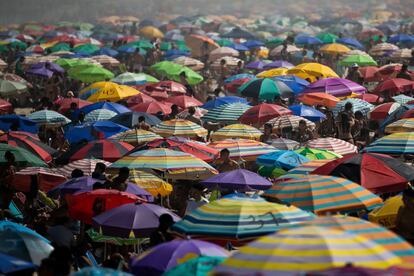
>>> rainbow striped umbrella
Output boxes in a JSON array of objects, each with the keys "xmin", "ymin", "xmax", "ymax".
[
  {"xmin": 285, "ymin": 160, "xmax": 331, "ymax": 176},
  {"xmin": 208, "ymin": 139, "xmax": 277, "ymax": 161},
  {"xmin": 264, "ymin": 174, "xmax": 383, "ymax": 215},
  {"xmin": 109, "ymin": 148, "xmax": 218, "ymax": 180},
  {"xmin": 385, "ymin": 118, "xmax": 414, "ymax": 134},
  {"xmin": 294, "ymin": 147, "xmax": 342, "ymax": 160},
  {"xmin": 171, "ymin": 193, "xmax": 315, "ymax": 242},
  {"xmin": 210, "ymin": 124, "xmax": 263, "ymax": 141},
  {"xmin": 109, "ymin": 129, "xmax": 162, "ymax": 144},
  {"xmin": 306, "ymin": 137, "xmax": 358, "ymax": 155},
  {"xmin": 213, "ymin": 226, "xmax": 401, "ymax": 275},
  {"xmin": 268, "ymin": 115, "xmax": 316, "ymax": 131},
  {"xmin": 201, "ymin": 102, "xmax": 250, "ymax": 124},
  {"xmin": 151, "ymin": 119, "xmax": 207, "ymax": 138},
  {"xmin": 364, "ymin": 132, "xmax": 414, "ymax": 154},
  {"xmin": 128, "ymin": 169, "xmax": 173, "ymax": 197}
]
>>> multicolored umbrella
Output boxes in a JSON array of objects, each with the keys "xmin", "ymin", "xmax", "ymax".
[
  {"xmin": 67, "ymin": 140, "xmax": 134, "ymax": 162},
  {"xmin": 127, "ymin": 169, "xmax": 173, "ymax": 197},
  {"xmin": 201, "ymin": 103, "xmax": 250, "ymax": 124},
  {"xmin": 268, "ymin": 115, "xmax": 316, "ymax": 131},
  {"xmin": 84, "ymin": 108, "xmax": 117, "ymax": 122},
  {"xmin": 0, "ymin": 143, "xmax": 47, "ymax": 167},
  {"xmin": 264, "ymin": 174, "xmax": 383, "ymax": 214},
  {"xmin": 130, "ymin": 239, "xmax": 228, "ymax": 276},
  {"xmin": 11, "ymin": 167, "xmax": 66, "ymax": 193},
  {"xmin": 238, "ymin": 78, "xmax": 280, "ymax": 101},
  {"xmin": 302, "ymin": 77, "xmax": 367, "ymax": 97},
  {"xmin": 369, "ymin": 195, "xmax": 402, "ymax": 229},
  {"xmin": 201, "ymin": 96, "xmax": 248, "ymax": 110},
  {"xmin": 172, "ymin": 193, "xmax": 315, "ymax": 243},
  {"xmin": 109, "ymin": 129, "xmax": 162, "ymax": 145},
  {"xmin": 28, "ymin": 110, "xmax": 71, "ymax": 125},
  {"xmin": 305, "ymin": 138, "xmax": 358, "ymax": 155},
  {"xmin": 56, "ymin": 158, "xmax": 112, "ymax": 177},
  {"xmin": 285, "ymin": 159, "xmax": 331, "ymax": 176},
  {"xmin": 332, "ymin": 98, "xmax": 374, "ymax": 116},
  {"xmin": 257, "ymin": 150, "xmax": 310, "ymax": 170},
  {"xmin": 392, "ymin": 94, "xmax": 414, "ymax": 105},
  {"xmin": 385, "ymin": 118, "xmax": 414, "ymax": 133},
  {"xmin": 201, "ymin": 169, "xmax": 272, "ymax": 191},
  {"xmin": 294, "ymin": 147, "xmax": 342, "ymax": 160},
  {"xmin": 151, "ymin": 119, "xmax": 207, "ymax": 138},
  {"xmin": 213, "ymin": 225, "xmax": 401, "ymax": 275},
  {"xmin": 368, "ymin": 102, "xmax": 401, "ymax": 120},
  {"xmin": 238, "ymin": 103, "xmax": 292, "ymax": 126},
  {"xmin": 271, "ymin": 138, "xmax": 300, "ymax": 150},
  {"xmin": 211, "ymin": 124, "xmax": 262, "ymax": 141},
  {"xmin": 364, "ymin": 132, "xmax": 414, "ymax": 154},
  {"xmin": 208, "ymin": 139, "xmax": 276, "ymax": 161},
  {"xmin": 163, "ymin": 256, "xmax": 225, "ymax": 276}
]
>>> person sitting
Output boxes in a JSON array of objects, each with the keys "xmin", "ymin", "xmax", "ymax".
[
  {"xmin": 92, "ymin": 162, "xmax": 107, "ymax": 181},
  {"xmin": 71, "ymin": 169, "xmax": 84, "ymax": 178},
  {"xmin": 166, "ymin": 105, "xmax": 179, "ymax": 120},
  {"xmin": 136, "ymin": 116, "xmax": 150, "ymax": 130},
  {"xmin": 108, "ymin": 167, "xmax": 130, "ymax": 192},
  {"xmin": 185, "ymin": 106, "xmax": 201, "ymax": 125},
  {"xmin": 260, "ymin": 123, "xmax": 278, "ymax": 144},
  {"xmin": 150, "ymin": 213, "xmax": 174, "ymax": 247},
  {"xmin": 292, "ymin": 120, "xmax": 314, "ymax": 144},
  {"xmin": 214, "ymin": 148, "xmax": 240, "ymax": 172}
]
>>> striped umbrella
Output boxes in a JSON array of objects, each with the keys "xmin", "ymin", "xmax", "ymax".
[
  {"xmin": 294, "ymin": 147, "xmax": 342, "ymax": 160},
  {"xmin": 172, "ymin": 193, "xmax": 315, "ymax": 243},
  {"xmin": 208, "ymin": 139, "xmax": 277, "ymax": 161},
  {"xmin": 112, "ymin": 72, "xmax": 159, "ymax": 85},
  {"xmin": 393, "ymin": 94, "xmax": 414, "ymax": 105},
  {"xmin": 368, "ymin": 102, "xmax": 401, "ymax": 120},
  {"xmin": 28, "ymin": 110, "xmax": 71, "ymax": 125},
  {"xmin": 237, "ymin": 78, "xmax": 281, "ymax": 101},
  {"xmin": 151, "ymin": 119, "xmax": 207, "ymax": 138},
  {"xmin": 213, "ymin": 226, "xmax": 401, "ymax": 275},
  {"xmin": 385, "ymin": 118, "xmax": 414, "ymax": 133},
  {"xmin": 364, "ymin": 132, "xmax": 414, "ymax": 154},
  {"xmin": 56, "ymin": 158, "xmax": 112, "ymax": 177},
  {"xmin": 12, "ymin": 167, "xmax": 66, "ymax": 192},
  {"xmin": 68, "ymin": 140, "xmax": 134, "ymax": 162},
  {"xmin": 332, "ymin": 99, "xmax": 374, "ymax": 116},
  {"xmin": 305, "ymin": 138, "xmax": 358, "ymax": 155},
  {"xmin": 127, "ymin": 169, "xmax": 173, "ymax": 196},
  {"xmin": 109, "ymin": 129, "xmax": 162, "ymax": 145},
  {"xmin": 109, "ymin": 148, "xmax": 218, "ymax": 180},
  {"xmin": 268, "ymin": 115, "xmax": 316, "ymax": 131},
  {"xmin": 238, "ymin": 103, "xmax": 292, "ymax": 126},
  {"xmin": 84, "ymin": 108, "xmax": 117, "ymax": 122},
  {"xmin": 201, "ymin": 103, "xmax": 250, "ymax": 124},
  {"xmin": 264, "ymin": 174, "xmax": 383, "ymax": 215},
  {"xmin": 271, "ymin": 138, "xmax": 299, "ymax": 150},
  {"xmin": 285, "ymin": 160, "xmax": 331, "ymax": 176},
  {"xmin": 211, "ymin": 124, "xmax": 262, "ymax": 141}
]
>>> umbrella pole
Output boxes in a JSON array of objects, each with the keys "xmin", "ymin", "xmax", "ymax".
[{"xmin": 104, "ymin": 242, "xmax": 107, "ymax": 261}]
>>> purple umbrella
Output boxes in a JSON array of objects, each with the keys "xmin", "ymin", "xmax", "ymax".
[
  {"xmin": 302, "ymin": 77, "xmax": 367, "ymax": 97},
  {"xmin": 129, "ymin": 239, "xmax": 229, "ymax": 276},
  {"xmin": 245, "ymin": 61, "xmax": 268, "ymax": 70},
  {"xmin": 26, "ymin": 62, "xmax": 64, "ymax": 78},
  {"xmin": 201, "ymin": 169, "xmax": 272, "ymax": 191},
  {"xmin": 92, "ymin": 202, "xmax": 180, "ymax": 238},
  {"xmin": 263, "ymin": 60, "xmax": 294, "ymax": 69}
]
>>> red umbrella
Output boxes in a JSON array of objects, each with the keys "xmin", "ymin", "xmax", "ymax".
[
  {"xmin": 368, "ymin": 102, "xmax": 401, "ymax": 120},
  {"xmin": 0, "ymin": 99, "xmax": 12, "ymax": 113},
  {"xmin": 119, "ymin": 36, "xmax": 139, "ymax": 43},
  {"xmin": 401, "ymin": 109, "xmax": 414, "ymax": 119},
  {"xmin": 56, "ymin": 98, "xmax": 92, "ymax": 113},
  {"xmin": 50, "ymin": 34, "xmax": 80, "ymax": 45},
  {"xmin": 68, "ymin": 140, "xmax": 134, "ymax": 162},
  {"xmin": 356, "ymin": 93, "xmax": 383, "ymax": 104},
  {"xmin": 239, "ymin": 103, "xmax": 292, "ymax": 126},
  {"xmin": 359, "ymin": 66, "xmax": 379, "ymax": 82},
  {"xmin": 149, "ymin": 81, "xmax": 187, "ymax": 95},
  {"xmin": 224, "ymin": 78, "xmax": 251, "ymax": 94},
  {"xmin": 164, "ymin": 95, "xmax": 203, "ymax": 109},
  {"xmin": 11, "ymin": 167, "xmax": 66, "ymax": 192},
  {"xmin": 312, "ymin": 153, "xmax": 413, "ymax": 194},
  {"xmin": 374, "ymin": 64, "xmax": 410, "ymax": 81},
  {"xmin": 67, "ymin": 189, "xmax": 143, "ymax": 224},
  {"xmin": 125, "ymin": 93, "xmax": 155, "ymax": 107},
  {"xmin": 373, "ymin": 78, "xmax": 414, "ymax": 95},
  {"xmin": 131, "ymin": 101, "xmax": 172, "ymax": 115},
  {"xmin": 147, "ymin": 138, "xmax": 219, "ymax": 162}
]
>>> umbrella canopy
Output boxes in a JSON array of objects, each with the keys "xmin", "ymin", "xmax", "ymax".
[
  {"xmin": 273, "ymin": 75, "xmax": 309, "ymax": 94},
  {"xmin": 65, "ymin": 121, "xmax": 130, "ymax": 144},
  {"xmin": 339, "ymin": 54, "xmax": 378, "ymax": 66},
  {"xmin": 87, "ymin": 84, "xmax": 141, "ymax": 103},
  {"xmin": 320, "ymin": 43, "xmax": 351, "ymax": 54},
  {"xmin": 68, "ymin": 65, "xmax": 114, "ymax": 83},
  {"xmin": 172, "ymin": 193, "xmax": 315, "ymax": 243},
  {"xmin": 201, "ymin": 103, "xmax": 250, "ymax": 124},
  {"xmin": 110, "ymin": 112, "xmax": 161, "ymax": 128},
  {"xmin": 337, "ymin": 37, "xmax": 364, "ymax": 49},
  {"xmin": 151, "ymin": 119, "xmax": 207, "ymax": 138},
  {"xmin": 112, "ymin": 72, "xmax": 159, "ymax": 85},
  {"xmin": 131, "ymin": 101, "xmax": 172, "ymax": 115},
  {"xmin": 392, "ymin": 94, "xmax": 414, "ymax": 105},
  {"xmin": 373, "ymin": 78, "xmax": 414, "ymax": 96},
  {"xmin": 257, "ymin": 150, "xmax": 310, "ymax": 170},
  {"xmin": 130, "ymin": 239, "xmax": 228, "ymax": 276},
  {"xmin": 163, "ymin": 256, "xmax": 225, "ymax": 276},
  {"xmin": 172, "ymin": 56, "xmax": 204, "ymax": 71},
  {"xmin": 127, "ymin": 169, "xmax": 173, "ymax": 197},
  {"xmin": 222, "ymin": 27, "xmax": 256, "ymax": 40},
  {"xmin": 201, "ymin": 169, "xmax": 272, "ymax": 191},
  {"xmin": 0, "ymin": 143, "xmax": 47, "ymax": 167},
  {"xmin": 213, "ymin": 226, "xmax": 401, "ymax": 275},
  {"xmin": 302, "ymin": 77, "xmax": 367, "ymax": 97},
  {"xmin": 245, "ymin": 61, "xmax": 268, "ymax": 70},
  {"xmin": 67, "ymin": 140, "xmax": 134, "ymax": 162},
  {"xmin": 76, "ymin": 101, "xmax": 130, "ymax": 116},
  {"xmin": 271, "ymin": 138, "xmax": 300, "ymax": 150},
  {"xmin": 288, "ymin": 104, "xmax": 326, "ymax": 122},
  {"xmin": 263, "ymin": 60, "xmax": 294, "ymax": 69},
  {"xmin": 150, "ymin": 61, "xmax": 203, "ymax": 85},
  {"xmin": 0, "ymin": 220, "xmax": 53, "ymax": 266},
  {"xmin": 211, "ymin": 124, "xmax": 262, "ymax": 141},
  {"xmin": 0, "ymin": 79, "xmax": 27, "ymax": 96},
  {"xmin": 71, "ymin": 267, "xmax": 132, "ymax": 276},
  {"xmin": 84, "ymin": 108, "xmax": 117, "ymax": 122},
  {"xmin": 56, "ymin": 158, "xmax": 112, "ymax": 177},
  {"xmin": 238, "ymin": 78, "xmax": 280, "ymax": 101},
  {"xmin": 56, "ymin": 98, "xmax": 92, "ymax": 113},
  {"xmin": 239, "ymin": 103, "xmax": 292, "ymax": 126},
  {"xmin": 364, "ymin": 132, "xmax": 414, "ymax": 155},
  {"xmin": 368, "ymin": 102, "xmax": 401, "ymax": 120},
  {"xmin": 332, "ymin": 99, "xmax": 374, "ymax": 116},
  {"xmin": 369, "ymin": 195, "xmax": 402, "ymax": 229},
  {"xmin": 109, "ymin": 129, "xmax": 162, "ymax": 145},
  {"xmin": 264, "ymin": 174, "xmax": 383, "ymax": 214},
  {"xmin": 208, "ymin": 139, "xmax": 276, "ymax": 161},
  {"xmin": 201, "ymin": 96, "xmax": 248, "ymax": 110},
  {"xmin": 256, "ymin": 68, "xmax": 288, "ymax": 78},
  {"xmin": 305, "ymin": 138, "xmax": 358, "ymax": 155},
  {"xmin": 125, "ymin": 92, "xmax": 155, "ymax": 107},
  {"xmin": 0, "ymin": 253, "xmax": 36, "ymax": 275},
  {"xmin": 164, "ymin": 95, "xmax": 203, "ymax": 109},
  {"xmin": 312, "ymin": 153, "xmax": 413, "ymax": 194},
  {"xmin": 294, "ymin": 147, "xmax": 342, "ymax": 160},
  {"xmin": 28, "ymin": 110, "xmax": 71, "ymax": 125},
  {"xmin": 11, "ymin": 167, "xmax": 66, "ymax": 192},
  {"xmin": 298, "ymin": 92, "xmax": 339, "ymax": 108},
  {"xmin": 385, "ymin": 118, "xmax": 414, "ymax": 133},
  {"xmin": 209, "ymin": 47, "xmax": 239, "ymax": 61},
  {"xmin": 268, "ymin": 115, "xmax": 316, "ymax": 131},
  {"xmin": 92, "ymin": 202, "xmax": 179, "ymax": 238},
  {"xmin": 285, "ymin": 160, "xmax": 331, "ymax": 176},
  {"xmin": 287, "ymin": 63, "xmax": 339, "ymax": 80},
  {"xmin": 185, "ymin": 34, "xmax": 219, "ymax": 57}
]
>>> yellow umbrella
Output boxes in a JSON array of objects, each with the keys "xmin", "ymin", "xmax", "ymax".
[
  {"xmin": 287, "ymin": 63, "xmax": 339, "ymax": 80},
  {"xmin": 369, "ymin": 195, "xmax": 403, "ymax": 229},
  {"xmin": 385, "ymin": 118, "xmax": 414, "ymax": 134},
  {"xmin": 79, "ymin": 81, "xmax": 117, "ymax": 96},
  {"xmin": 139, "ymin": 26, "xmax": 164, "ymax": 39},
  {"xmin": 211, "ymin": 124, "xmax": 263, "ymax": 141},
  {"xmin": 86, "ymin": 83, "xmax": 141, "ymax": 102},
  {"xmin": 256, "ymin": 68, "xmax": 288, "ymax": 78},
  {"xmin": 128, "ymin": 169, "xmax": 173, "ymax": 197},
  {"xmin": 320, "ymin": 43, "xmax": 351, "ymax": 54}
]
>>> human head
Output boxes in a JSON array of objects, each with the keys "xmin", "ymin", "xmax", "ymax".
[
  {"xmin": 118, "ymin": 167, "xmax": 130, "ymax": 182},
  {"xmin": 188, "ymin": 106, "xmax": 196, "ymax": 115},
  {"xmin": 351, "ymin": 63, "xmax": 359, "ymax": 70},
  {"xmin": 67, "ymin": 91, "xmax": 74, "ymax": 98},
  {"xmin": 4, "ymin": 151, "xmax": 15, "ymax": 164},
  {"xmin": 345, "ymin": 102, "xmax": 353, "ymax": 111},
  {"xmin": 71, "ymin": 169, "xmax": 84, "ymax": 178},
  {"xmin": 402, "ymin": 187, "xmax": 414, "ymax": 207},
  {"xmin": 171, "ymin": 104, "xmax": 179, "ymax": 115},
  {"xmin": 220, "ymin": 148, "xmax": 231, "ymax": 160},
  {"xmin": 401, "ymin": 64, "xmax": 408, "ymax": 72},
  {"xmin": 158, "ymin": 213, "xmax": 174, "ymax": 230},
  {"xmin": 298, "ymin": 119, "xmax": 307, "ymax": 131},
  {"xmin": 220, "ymin": 59, "xmax": 226, "ymax": 66},
  {"xmin": 355, "ymin": 111, "xmax": 364, "ymax": 120},
  {"xmin": 264, "ymin": 123, "xmax": 273, "ymax": 134},
  {"xmin": 94, "ymin": 162, "xmax": 107, "ymax": 174},
  {"xmin": 138, "ymin": 116, "xmax": 146, "ymax": 123},
  {"xmin": 179, "ymin": 72, "xmax": 187, "ymax": 83}
]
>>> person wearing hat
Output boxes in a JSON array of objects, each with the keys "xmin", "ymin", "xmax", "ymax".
[{"xmin": 345, "ymin": 63, "xmax": 363, "ymax": 84}]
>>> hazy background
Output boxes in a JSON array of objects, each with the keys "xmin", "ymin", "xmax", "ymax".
[{"xmin": 0, "ymin": 0, "xmax": 410, "ymax": 24}]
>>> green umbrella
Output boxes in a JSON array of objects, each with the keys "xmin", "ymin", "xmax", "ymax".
[
  {"xmin": 55, "ymin": 58, "xmax": 90, "ymax": 70},
  {"xmin": 258, "ymin": 166, "xmax": 287, "ymax": 178},
  {"xmin": 0, "ymin": 79, "xmax": 27, "ymax": 96},
  {"xmin": 86, "ymin": 229, "xmax": 139, "ymax": 246},
  {"xmin": 160, "ymin": 42, "xmax": 172, "ymax": 51},
  {"xmin": 151, "ymin": 61, "xmax": 203, "ymax": 85},
  {"xmin": 0, "ymin": 44, "xmax": 8, "ymax": 53},
  {"xmin": 176, "ymin": 40, "xmax": 190, "ymax": 52},
  {"xmin": 265, "ymin": 37, "xmax": 285, "ymax": 48},
  {"xmin": 125, "ymin": 40, "xmax": 153, "ymax": 50},
  {"xmin": 164, "ymin": 256, "xmax": 226, "ymax": 276},
  {"xmin": 73, "ymin": 43, "xmax": 100, "ymax": 54},
  {"xmin": 0, "ymin": 144, "xmax": 47, "ymax": 167},
  {"xmin": 294, "ymin": 147, "xmax": 342, "ymax": 160},
  {"xmin": 49, "ymin": 43, "xmax": 71, "ymax": 53},
  {"xmin": 8, "ymin": 40, "xmax": 27, "ymax": 50},
  {"xmin": 216, "ymin": 39, "xmax": 233, "ymax": 47},
  {"xmin": 316, "ymin": 33, "xmax": 338, "ymax": 44},
  {"xmin": 238, "ymin": 78, "xmax": 280, "ymax": 101},
  {"xmin": 338, "ymin": 54, "xmax": 378, "ymax": 66},
  {"xmin": 68, "ymin": 64, "xmax": 115, "ymax": 83}
]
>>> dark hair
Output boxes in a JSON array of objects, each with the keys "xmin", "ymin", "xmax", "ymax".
[
  {"xmin": 4, "ymin": 151, "xmax": 15, "ymax": 163},
  {"xmin": 220, "ymin": 148, "xmax": 230, "ymax": 155},
  {"xmin": 71, "ymin": 169, "xmax": 84, "ymax": 178},
  {"xmin": 403, "ymin": 187, "xmax": 414, "ymax": 198},
  {"xmin": 354, "ymin": 111, "xmax": 364, "ymax": 119},
  {"xmin": 138, "ymin": 116, "xmax": 146, "ymax": 122},
  {"xmin": 188, "ymin": 106, "xmax": 196, "ymax": 115},
  {"xmin": 119, "ymin": 167, "xmax": 130, "ymax": 176},
  {"xmin": 95, "ymin": 162, "xmax": 107, "ymax": 172},
  {"xmin": 159, "ymin": 213, "xmax": 174, "ymax": 227},
  {"xmin": 345, "ymin": 102, "xmax": 353, "ymax": 111}
]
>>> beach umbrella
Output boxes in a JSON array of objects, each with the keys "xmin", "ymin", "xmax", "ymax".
[
  {"xmin": 305, "ymin": 138, "xmax": 358, "ymax": 155},
  {"xmin": 288, "ymin": 104, "xmax": 326, "ymax": 122},
  {"xmin": 125, "ymin": 93, "xmax": 156, "ymax": 106},
  {"xmin": 84, "ymin": 108, "xmax": 117, "ymax": 122},
  {"xmin": 130, "ymin": 239, "xmax": 228, "ymax": 276},
  {"xmin": 68, "ymin": 64, "xmax": 114, "ymax": 83},
  {"xmin": 268, "ymin": 115, "xmax": 316, "ymax": 131},
  {"xmin": 56, "ymin": 98, "xmax": 92, "ymax": 113},
  {"xmin": 56, "ymin": 158, "xmax": 112, "ymax": 177},
  {"xmin": 339, "ymin": 54, "xmax": 378, "ymax": 66},
  {"xmin": 139, "ymin": 26, "xmax": 164, "ymax": 39},
  {"xmin": 201, "ymin": 103, "xmax": 250, "ymax": 124},
  {"xmin": 295, "ymin": 35, "xmax": 323, "ymax": 46},
  {"xmin": 110, "ymin": 112, "xmax": 161, "ymax": 128},
  {"xmin": 369, "ymin": 195, "xmax": 402, "ymax": 229},
  {"xmin": 0, "ymin": 115, "xmax": 38, "ymax": 133},
  {"xmin": 316, "ymin": 33, "xmax": 338, "ymax": 43},
  {"xmin": 390, "ymin": 48, "xmax": 413, "ymax": 61},
  {"xmin": 164, "ymin": 256, "xmax": 225, "ymax": 276},
  {"xmin": 0, "ymin": 253, "xmax": 36, "ymax": 275},
  {"xmin": 284, "ymin": 160, "xmax": 331, "ymax": 177},
  {"xmin": 320, "ymin": 43, "xmax": 351, "ymax": 54},
  {"xmin": 222, "ymin": 27, "xmax": 256, "ymax": 40},
  {"xmin": 209, "ymin": 47, "xmax": 239, "ymax": 61},
  {"xmin": 211, "ymin": 124, "xmax": 262, "ymax": 141},
  {"xmin": 112, "ymin": 72, "xmax": 158, "ymax": 85},
  {"xmin": 213, "ymin": 226, "xmax": 400, "ymax": 275},
  {"xmin": 0, "ymin": 79, "xmax": 27, "ymax": 96},
  {"xmin": 263, "ymin": 60, "xmax": 294, "ymax": 69},
  {"xmin": 67, "ymin": 140, "xmax": 134, "ymax": 162},
  {"xmin": 368, "ymin": 102, "xmax": 401, "ymax": 120},
  {"xmin": 147, "ymin": 80, "xmax": 187, "ymax": 95},
  {"xmin": 201, "ymin": 169, "xmax": 272, "ymax": 191},
  {"xmin": 245, "ymin": 61, "xmax": 268, "ymax": 71},
  {"xmin": 73, "ymin": 43, "xmax": 100, "ymax": 55},
  {"xmin": 237, "ymin": 78, "xmax": 280, "ymax": 101},
  {"xmin": 256, "ymin": 68, "xmax": 288, "ymax": 78},
  {"xmin": 164, "ymin": 95, "xmax": 203, "ymax": 108},
  {"xmin": 369, "ymin": 43, "xmax": 399, "ymax": 57},
  {"xmin": 271, "ymin": 138, "xmax": 300, "ymax": 150},
  {"xmin": 238, "ymin": 103, "xmax": 292, "ymax": 126},
  {"xmin": 388, "ymin": 34, "xmax": 414, "ymax": 44},
  {"xmin": 332, "ymin": 99, "xmax": 374, "ymax": 116},
  {"xmin": 93, "ymin": 202, "xmax": 178, "ymax": 238},
  {"xmin": 337, "ymin": 37, "xmax": 364, "ymax": 49},
  {"xmin": 385, "ymin": 118, "xmax": 414, "ymax": 133},
  {"xmin": 0, "ymin": 143, "xmax": 47, "ymax": 167},
  {"xmin": 357, "ymin": 93, "xmax": 383, "ymax": 104},
  {"xmin": 26, "ymin": 61, "xmax": 64, "ymax": 78},
  {"xmin": 77, "ymin": 101, "xmax": 130, "ymax": 116},
  {"xmin": 131, "ymin": 101, "xmax": 172, "ymax": 115},
  {"xmin": 110, "ymin": 148, "xmax": 218, "ymax": 180},
  {"xmin": 151, "ymin": 119, "xmax": 207, "ymax": 138},
  {"xmin": 172, "ymin": 56, "xmax": 204, "ymax": 71},
  {"xmin": 298, "ymin": 92, "xmax": 339, "ymax": 108},
  {"xmin": 28, "ymin": 110, "xmax": 71, "ymax": 125},
  {"xmin": 373, "ymin": 78, "xmax": 414, "ymax": 96},
  {"xmin": 257, "ymin": 150, "xmax": 310, "ymax": 170},
  {"xmin": 270, "ymin": 45, "xmax": 302, "ymax": 57},
  {"xmin": 54, "ymin": 58, "xmax": 91, "ymax": 70},
  {"xmin": 208, "ymin": 139, "xmax": 276, "ymax": 161},
  {"xmin": 393, "ymin": 94, "xmax": 414, "ymax": 105},
  {"xmin": 0, "ymin": 131, "xmax": 57, "ymax": 163},
  {"xmin": 294, "ymin": 147, "xmax": 341, "ymax": 160},
  {"xmin": 273, "ymin": 75, "xmax": 310, "ymax": 94},
  {"xmin": 312, "ymin": 153, "xmax": 413, "ymax": 193},
  {"xmin": 72, "ymin": 267, "xmax": 132, "ymax": 276},
  {"xmin": 64, "ymin": 121, "xmax": 130, "ymax": 144},
  {"xmin": 91, "ymin": 55, "xmax": 121, "ymax": 67},
  {"xmin": 172, "ymin": 193, "xmax": 315, "ymax": 243},
  {"xmin": 67, "ymin": 189, "xmax": 143, "ymax": 224},
  {"xmin": 79, "ymin": 81, "xmax": 119, "ymax": 99},
  {"xmin": 359, "ymin": 66, "xmax": 381, "ymax": 82},
  {"xmin": 109, "ymin": 129, "xmax": 161, "ymax": 145},
  {"xmin": 224, "ymin": 74, "xmax": 255, "ymax": 84},
  {"xmin": 93, "ymin": 47, "xmax": 119, "ymax": 57},
  {"xmin": 151, "ymin": 61, "xmax": 203, "ymax": 85},
  {"xmin": 201, "ymin": 96, "xmax": 249, "ymax": 110},
  {"xmin": 287, "ymin": 63, "xmax": 339, "ymax": 79},
  {"xmin": 11, "ymin": 167, "xmax": 66, "ymax": 192},
  {"xmin": 86, "ymin": 84, "xmax": 141, "ymax": 103},
  {"xmin": 1, "ymin": 73, "xmax": 32, "ymax": 88},
  {"xmin": 364, "ymin": 132, "xmax": 414, "ymax": 155},
  {"xmin": 127, "ymin": 169, "xmax": 173, "ymax": 197},
  {"xmin": 302, "ymin": 77, "xmax": 367, "ymax": 97},
  {"xmin": 264, "ymin": 174, "xmax": 383, "ymax": 214}
]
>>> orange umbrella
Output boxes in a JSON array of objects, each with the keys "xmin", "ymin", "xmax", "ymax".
[
  {"xmin": 185, "ymin": 34, "xmax": 219, "ymax": 58},
  {"xmin": 298, "ymin": 93, "xmax": 340, "ymax": 108}
]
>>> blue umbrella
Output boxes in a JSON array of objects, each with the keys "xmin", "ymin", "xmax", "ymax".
[
  {"xmin": 201, "ymin": 96, "xmax": 249, "ymax": 109},
  {"xmin": 110, "ymin": 112, "xmax": 161, "ymax": 128},
  {"xmin": 388, "ymin": 34, "xmax": 414, "ymax": 44},
  {"xmin": 0, "ymin": 114, "xmax": 38, "ymax": 133},
  {"xmin": 332, "ymin": 99, "xmax": 374, "ymax": 117},
  {"xmin": 76, "ymin": 102, "xmax": 131, "ymax": 117},
  {"xmin": 64, "ymin": 121, "xmax": 130, "ymax": 144},
  {"xmin": 242, "ymin": 40, "xmax": 264, "ymax": 48},
  {"xmin": 337, "ymin": 38, "xmax": 364, "ymax": 49},
  {"xmin": 228, "ymin": 43, "xmax": 249, "ymax": 51},
  {"xmin": 245, "ymin": 61, "xmax": 268, "ymax": 70},
  {"xmin": 0, "ymin": 253, "xmax": 36, "ymax": 274},
  {"xmin": 273, "ymin": 75, "xmax": 309, "ymax": 94},
  {"xmin": 224, "ymin": 74, "xmax": 255, "ymax": 84},
  {"xmin": 294, "ymin": 36, "xmax": 323, "ymax": 45},
  {"xmin": 164, "ymin": 49, "xmax": 190, "ymax": 59},
  {"xmin": 93, "ymin": 47, "xmax": 119, "ymax": 57},
  {"xmin": 72, "ymin": 267, "xmax": 132, "ymax": 276},
  {"xmin": 256, "ymin": 150, "xmax": 310, "ymax": 170},
  {"xmin": 289, "ymin": 104, "xmax": 327, "ymax": 122}
]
